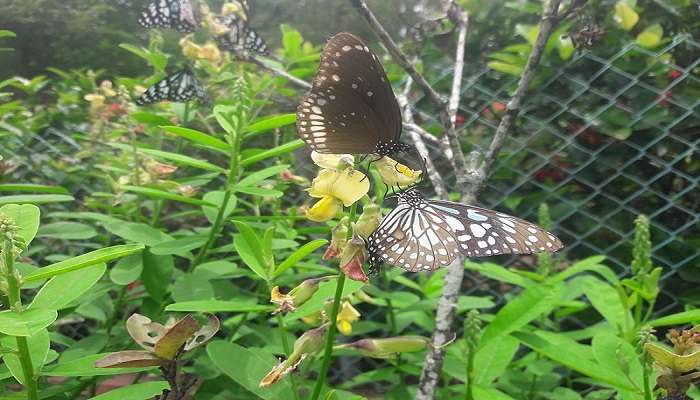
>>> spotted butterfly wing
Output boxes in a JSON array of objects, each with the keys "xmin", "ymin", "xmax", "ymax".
[
  {"xmin": 135, "ymin": 68, "xmax": 207, "ymax": 105},
  {"xmin": 367, "ymin": 188, "xmax": 563, "ymax": 273},
  {"xmin": 138, "ymin": 0, "xmax": 198, "ymax": 33},
  {"xmin": 215, "ymin": 14, "xmax": 268, "ymax": 55},
  {"xmin": 296, "ymin": 32, "xmax": 404, "ymax": 155}
]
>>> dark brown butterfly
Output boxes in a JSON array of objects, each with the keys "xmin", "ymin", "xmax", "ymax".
[{"xmin": 296, "ymin": 32, "xmax": 410, "ymax": 157}]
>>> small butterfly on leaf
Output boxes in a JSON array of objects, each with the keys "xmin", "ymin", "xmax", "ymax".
[
  {"xmin": 367, "ymin": 188, "xmax": 563, "ymax": 274},
  {"xmin": 135, "ymin": 67, "xmax": 207, "ymax": 105},
  {"xmin": 138, "ymin": 0, "xmax": 199, "ymax": 33}
]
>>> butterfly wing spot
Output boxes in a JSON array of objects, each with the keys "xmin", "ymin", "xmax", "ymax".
[{"xmin": 470, "ymin": 224, "xmax": 487, "ymax": 238}]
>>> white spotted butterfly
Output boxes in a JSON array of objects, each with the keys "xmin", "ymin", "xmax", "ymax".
[{"xmin": 367, "ymin": 188, "xmax": 563, "ymax": 273}]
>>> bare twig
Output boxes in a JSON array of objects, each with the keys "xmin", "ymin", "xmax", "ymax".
[
  {"xmin": 416, "ymin": 1, "xmax": 566, "ymax": 398},
  {"xmin": 444, "ymin": 8, "xmax": 469, "ymax": 189},
  {"xmin": 399, "ymin": 78, "xmax": 448, "ymax": 199},
  {"xmin": 349, "ymin": 0, "xmax": 446, "ymax": 109},
  {"xmin": 247, "ymin": 56, "xmax": 312, "ymax": 90}
]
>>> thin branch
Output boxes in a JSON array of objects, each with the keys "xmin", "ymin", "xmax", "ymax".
[
  {"xmin": 349, "ymin": 0, "xmax": 446, "ymax": 109},
  {"xmin": 443, "ymin": 8, "xmax": 469, "ymax": 187},
  {"xmin": 416, "ymin": 1, "xmax": 566, "ymax": 398},
  {"xmin": 399, "ymin": 79, "xmax": 448, "ymax": 199},
  {"xmin": 247, "ymin": 56, "xmax": 312, "ymax": 90}
]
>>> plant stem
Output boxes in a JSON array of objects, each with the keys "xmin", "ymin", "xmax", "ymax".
[
  {"xmin": 190, "ymin": 134, "xmax": 240, "ymax": 271},
  {"xmin": 465, "ymin": 346, "xmax": 475, "ymax": 400},
  {"xmin": 310, "ymin": 200, "xmax": 359, "ymax": 400},
  {"xmin": 3, "ymin": 240, "xmax": 38, "ymax": 400}
]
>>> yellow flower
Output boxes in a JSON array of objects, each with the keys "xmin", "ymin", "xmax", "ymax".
[
  {"xmin": 310, "ymin": 151, "xmax": 353, "ymax": 170},
  {"xmin": 198, "ymin": 42, "xmax": 221, "ymax": 63},
  {"xmin": 336, "ymin": 301, "xmax": 361, "ymax": 336},
  {"xmin": 270, "ymin": 278, "xmax": 326, "ymax": 314},
  {"xmin": 374, "ymin": 156, "xmax": 422, "ymax": 187},
  {"xmin": 305, "ymin": 168, "xmax": 369, "ymax": 222},
  {"xmin": 180, "ymin": 36, "xmax": 202, "ymax": 60},
  {"xmin": 221, "ymin": 1, "xmax": 248, "ymax": 19},
  {"xmin": 100, "ymin": 80, "xmax": 117, "ymax": 97},
  {"xmin": 84, "ymin": 93, "xmax": 105, "ymax": 108}
]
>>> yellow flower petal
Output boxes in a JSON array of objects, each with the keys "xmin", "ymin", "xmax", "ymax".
[
  {"xmin": 310, "ymin": 152, "xmax": 354, "ymax": 170},
  {"xmin": 374, "ymin": 156, "xmax": 422, "ymax": 187},
  {"xmin": 337, "ymin": 320, "xmax": 353, "ymax": 336},
  {"xmin": 306, "ymin": 195, "xmax": 342, "ymax": 222},
  {"xmin": 308, "ymin": 169, "xmax": 369, "ymax": 206}
]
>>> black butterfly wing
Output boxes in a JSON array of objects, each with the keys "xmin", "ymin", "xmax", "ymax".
[
  {"xmin": 216, "ymin": 15, "xmax": 268, "ymax": 55},
  {"xmin": 428, "ymin": 201, "xmax": 564, "ymax": 256},
  {"xmin": 296, "ymin": 32, "xmax": 402, "ymax": 154},
  {"xmin": 367, "ymin": 201, "xmax": 462, "ymax": 273},
  {"xmin": 135, "ymin": 69, "xmax": 205, "ymax": 105},
  {"xmin": 138, "ymin": 0, "xmax": 198, "ymax": 33}
]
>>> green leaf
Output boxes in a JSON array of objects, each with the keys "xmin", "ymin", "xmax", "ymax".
[
  {"xmin": 233, "ymin": 221, "xmax": 268, "ymax": 281},
  {"xmin": 131, "ymin": 112, "xmax": 172, "ymax": 126},
  {"xmin": 119, "ymin": 44, "xmax": 168, "ymax": 71},
  {"xmin": 88, "ymin": 381, "xmax": 170, "ymax": 400},
  {"xmin": 648, "ymin": 309, "xmax": 700, "ymax": 327},
  {"xmin": 0, "ymin": 204, "xmax": 40, "ymax": 247},
  {"xmin": 487, "ymin": 61, "xmax": 523, "ymax": 77},
  {"xmin": 121, "ymin": 186, "xmax": 216, "ymax": 207},
  {"xmin": 636, "ymin": 24, "xmax": 663, "ymax": 49},
  {"xmin": 43, "ymin": 353, "xmax": 158, "ymax": 377},
  {"xmin": 38, "ymin": 222, "xmax": 97, "ymax": 240},
  {"xmin": 515, "ymin": 24, "xmax": 538, "ymax": 46},
  {"xmin": 109, "ymin": 143, "xmax": 225, "ymax": 172},
  {"xmin": 479, "ymin": 284, "xmax": 562, "ymax": 348},
  {"xmin": 235, "ymin": 187, "xmax": 284, "ymax": 198},
  {"xmin": 547, "ymin": 256, "xmax": 616, "ymax": 284},
  {"xmin": 0, "ymin": 30, "xmax": 16, "ymax": 38},
  {"xmin": 474, "ymin": 335, "xmax": 520, "ymax": 385},
  {"xmin": 141, "ymin": 251, "xmax": 174, "ymax": 302},
  {"xmin": 171, "ymin": 272, "xmax": 215, "ymax": 302},
  {"xmin": 0, "ymin": 309, "xmax": 57, "ymax": 336},
  {"xmin": 274, "ymin": 239, "xmax": 328, "ymax": 277},
  {"xmin": 160, "ymin": 125, "xmax": 230, "ymax": 151},
  {"xmin": 109, "ymin": 253, "xmax": 143, "ymax": 285},
  {"xmin": 245, "ymin": 114, "xmax": 296, "ymax": 136},
  {"xmin": 514, "ymin": 330, "xmax": 637, "ymax": 391},
  {"xmin": 241, "ymin": 139, "xmax": 305, "ymax": 166},
  {"xmin": 592, "ymin": 332, "xmax": 644, "ymax": 390},
  {"xmin": 29, "ymin": 263, "xmax": 106, "ymax": 310},
  {"xmin": 1, "ymin": 329, "xmax": 50, "ymax": 384},
  {"xmin": 0, "ymin": 184, "xmax": 69, "ymax": 194},
  {"xmin": 202, "ymin": 191, "xmax": 237, "ymax": 225},
  {"xmin": 614, "ymin": 1, "xmax": 639, "ymax": 31},
  {"xmin": 281, "ymin": 25, "xmax": 303, "ymax": 56},
  {"xmin": 576, "ymin": 276, "xmax": 632, "ymax": 331},
  {"xmin": 0, "ymin": 194, "xmax": 74, "ymax": 205},
  {"xmin": 465, "ymin": 261, "xmax": 532, "ymax": 287},
  {"xmin": 24, "ymin": 244, "xmax": 145, "ymax": 283},
  {"xmin": 207, "ymin": 341, "xmax": 294, "ymax": 400},
  {"xmin": 237, "ymin": 164, "xmax": 290, "ymax": 187},
  {"xmin": 103, "ymin": 221, "xmax": 173, "ymax": 246},
  {"xmin": 165, "ymin": 300, "xmax": 272, "ymax": 312},
  {"xmin": 150, "ymin": 235, "xmax": 208, "ymax": 256}
]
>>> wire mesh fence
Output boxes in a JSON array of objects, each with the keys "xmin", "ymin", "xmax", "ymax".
[{"xmin": 0, "ymin": 34, "xmax": 698, "ymax": 388}]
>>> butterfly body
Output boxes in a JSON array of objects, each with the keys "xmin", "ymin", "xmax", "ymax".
[
  {"xmin": 138, "ymin": 0, "xmax": 199, "ymax": 33},
  {"xmin": 367, "ymin": 188, "xmax": 563, "ymax": 273},
  {"xmin": 297, "ymin": 32, "xmax": 408, "ymax": 158},
  {"xmin": 136, "ymin": 68, "xmax": 207, "ymax": 105}
]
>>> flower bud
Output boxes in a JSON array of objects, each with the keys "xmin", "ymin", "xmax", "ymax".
[
  {"xmin": 146, "ymin": 161, "xmax": 178, "ymax": 178},
  {"xmin": 259, "ymin": 325, "xmax": 327, "ymax": 387},
  {"xmin": 335, "ymin": 336, "xmax": 429, "ymax": 359},
  {"xmin": 323, "ymin": 217, "xmax": 349, "ymax": 260},
  {"xmin": 353, "ymin": 203, "xmax": 381, "ymax": 240},
  {"xmin": 339, "ymin": 233, "xmax": 368, "ymax": 283},
  {"xmin": 270, "ymin": 278, "xmax": 325, "ymax": 314}
]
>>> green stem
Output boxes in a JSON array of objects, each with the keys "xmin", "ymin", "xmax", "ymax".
[
  {"xmin": 465, "ymin": 346, "xmax": 475, "ymax": 400},
  {"xmin": 3, "ymin": 240, "xmax": 38, "ymax": 400},
  {"xmin": 190, "ymin": 135, "xmax": 240, "ymax": 271},
  {"xmin": 310, "ymin": 201, "xmax": 359, "ymax": 400}
]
